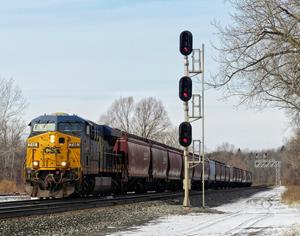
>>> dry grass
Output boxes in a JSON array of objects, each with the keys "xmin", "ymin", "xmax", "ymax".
[
  {"xmin": 282, "ymin": 185, "xmax": 300, "ymax": 205},
  {"xmin": 0, "ymin": 180, "xmax": 21, "ymax": 194},
  {"xmin": 282, "ymin": 224, "xmax": 300, "ymax": 236}
]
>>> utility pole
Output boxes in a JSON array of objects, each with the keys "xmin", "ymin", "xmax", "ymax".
[{"xmin": 201, "ymin": 44, "xmax": 205, "ymax": 207}]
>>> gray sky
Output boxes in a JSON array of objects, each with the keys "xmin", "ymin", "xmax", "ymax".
[{"xmin": 0, "ymin": 0, "xmax": 290, "ymax": 150}]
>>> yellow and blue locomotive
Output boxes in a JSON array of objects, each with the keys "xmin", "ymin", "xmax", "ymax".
[{"xmin": 24, "ymin": 113, "xmax": 122, "ymax": 198}]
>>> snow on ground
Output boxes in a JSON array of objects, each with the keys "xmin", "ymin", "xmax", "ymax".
[
  {"xmin": 0, "ymin": 195, "xmax": 31, "ymax": 202},
  {"xmin": 110, "ymin": 187, "xmax": 300, "ymax": 236}
]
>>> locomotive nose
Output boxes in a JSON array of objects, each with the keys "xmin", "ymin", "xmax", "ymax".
[
  {"xmin": 26, "ymin": 131, "xmax": 73, "ymax": 169},
  {"xmin": 43, "ymin": 132, "xmax": 69, "ymax": 168}
]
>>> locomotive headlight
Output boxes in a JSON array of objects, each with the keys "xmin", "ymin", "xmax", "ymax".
[
  {"xmin": 50, "ymin": 135, "xmax": 55, "ymax": 143},
  {"xmin": 61, "ymin": 161, "xmax": 67, "ymax": 167},
  {"xmin": 33, "ymin": 161, "xmax": 39, "ymax": 167}
]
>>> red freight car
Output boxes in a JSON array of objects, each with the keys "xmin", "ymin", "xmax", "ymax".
[
  {"xmin": 125, "ymin": 137, "xmax": 151, "ymax": 178},
  {"xmin": 168, "ymin": 149, "xmax": 183, "ymax": 180},
  {"xmin": 215, "ymin": 161, "xmax": 222, "ymax": 186},
  {"xmin": 114, "ymin": 132, "xmax": 251, "ymax": 193},
  {"xmin": 151, "ymin": 144, "xmax": 168, "ymax": 179},
  {"xmin": 193, "ymin": 162, "xmax": 202, "ymax": 181}
]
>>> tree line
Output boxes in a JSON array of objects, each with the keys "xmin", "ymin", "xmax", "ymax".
[
  {"xmin": 0, "ymin": 78, "xmax": 27, "ymax": 190},
  {"xmin": 209, "ymin": 0, "xmax": 300, "ymax": 185}
]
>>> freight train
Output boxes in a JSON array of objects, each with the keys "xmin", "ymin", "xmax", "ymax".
[{"xmin": 24, "ymin": 113, "xmax": 252, "ymax": 198}]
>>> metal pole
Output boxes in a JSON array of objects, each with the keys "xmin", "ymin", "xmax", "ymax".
[
  {"xmin": 276, "ymin": 161, "xmax": 281, "ymax": 186},
  {"xmin": 201, "ymin": 44, "xmax": 205, "ymax": 208},
  {"xmin": 183, "ymin": 56, "xmax": 190, "ymax": 207},
  {"xmin": 279, "ymin": 161, "xmax": 281, "ymax": 185},
  {"xmin": 275, "ymin": 162, "xmax": 278, "ymax": 186}
]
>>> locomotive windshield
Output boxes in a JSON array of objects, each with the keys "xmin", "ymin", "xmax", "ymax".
[
  {"xmin": 58, "ymin": 122, "xmax": 83, "ymax": 135},
  {"xmin": 33, "ymin": 123, "xmax": 56, "ymax": 132},
  {"xmin": 31, "ymin": 122, "xmax": 83, "ymax": 136}
]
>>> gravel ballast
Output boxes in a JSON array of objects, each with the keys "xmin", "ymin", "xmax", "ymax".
[{"xmin": 0, "ymin": 187, "xmax": 268, "ymax": 236}]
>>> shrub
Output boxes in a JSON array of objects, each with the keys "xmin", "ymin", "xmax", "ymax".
[
  {"xmin": 282, "ymin": 186, "xmax": 300, "ymax": 205},
  {"xmin": 0, "ymin": 180, "xmax": 21, "ymax": 194}
]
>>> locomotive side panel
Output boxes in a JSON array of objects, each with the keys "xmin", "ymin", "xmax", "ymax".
[{"xmin": 82, "ymin": 137, "xmax": 99, "ymax": 175}]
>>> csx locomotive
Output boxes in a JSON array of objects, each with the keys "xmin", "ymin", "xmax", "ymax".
[{"xmin": 24, "ymin": 113, "xmax": 252, "ymax": 198}]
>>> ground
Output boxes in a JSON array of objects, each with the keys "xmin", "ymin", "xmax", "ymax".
[
  {"xmin": 110, "ymin": 186, "xmax": 300, "ymax": 236},
  {"xmin": 1, "ymin": 187, "xmax": 299, "ymax": 235}
]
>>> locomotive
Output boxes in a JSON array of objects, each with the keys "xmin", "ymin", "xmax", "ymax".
[{"xmin": 24, "ymin": 113, "xmax": 252, "ymax": 198}]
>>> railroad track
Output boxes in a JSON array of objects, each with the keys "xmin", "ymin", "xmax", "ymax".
[
  {"xmin": 0, "ymin": 186, "xmax": 268, "ymax": 219},
  {"xmin": 0, "ymin": 191, "xmax": 186, "ymax": 219}
]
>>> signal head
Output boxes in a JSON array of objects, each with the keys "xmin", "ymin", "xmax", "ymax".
[
  {"xmin": 179, "ymin": 76, "xmax": 192, "ymax": 102},
  {"xmin": 179, "ymin": 31, "xmax": 193, "ymax": 56},
  {"xmin": 179, "ymin": 122, "xmax": 192, "ymax": 147}
]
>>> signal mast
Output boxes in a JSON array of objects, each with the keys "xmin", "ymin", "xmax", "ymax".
[{"xmin": 179, "ymin": 31, "xmax": 205, "ymax": 207}]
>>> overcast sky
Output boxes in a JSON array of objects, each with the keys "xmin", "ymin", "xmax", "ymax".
[{"xmin": 0, "ymin": 0, "xmax": 290, "ymax": 151}]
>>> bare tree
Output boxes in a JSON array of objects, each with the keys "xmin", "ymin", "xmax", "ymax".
[
  {"xmin": 282, "ymin": 128, "xmax": 300, "ymax": 184},
  {"xmin": 132, "ymin": 97, "xmax": 171, "ymax": 140},
  {"xmin": 216, "ymin": 142, "xmax": 236, "ymax": 153},
  {"xmin": 158, "ymin": 126, "xmax": 181, "ymax": 149},
  {"xmin": 0, "ymin": 78, "xmax": 27, "ymax": 183},
  {"xmin": 99, "ymin": 96, "xmax": 174, "ymax": 144},
  {"xmin": 212, "ymin": 0, "xmax": 300, "ymax": 124},
  {"xmin": 99, "ymin": 97, "xmax": 134, "ymax": 133}
]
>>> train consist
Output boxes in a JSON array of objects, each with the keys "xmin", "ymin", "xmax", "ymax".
[{"xmin": 24, "ymin": 113, "xmax": 252, "ymax": 198}]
